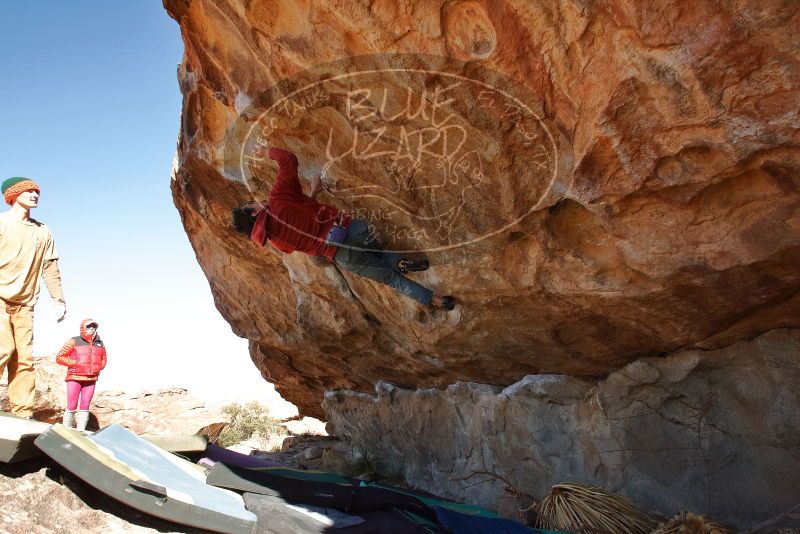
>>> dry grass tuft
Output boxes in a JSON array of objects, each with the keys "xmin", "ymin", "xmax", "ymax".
[
  {"xmin": 652, "ymin": 511, "xmax": 730, "ymax": 534},
  {"xmin": 217, "ymin": 401, "xmax": 287, "ymax": 450},
  {"xmin": 536, "ymin": 482, "xmax": 657, "ymax": 534},
  {"xmin": 320, "ymin": 441, "xmax": 383, "ymax": 478}
]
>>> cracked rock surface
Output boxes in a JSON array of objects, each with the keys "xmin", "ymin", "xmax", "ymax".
[
  {"xmin": 165, "ymin": 0, "xmax": 800, "ymax": 418},
  {"xmin": 323, "ymin": 328, "xmax": 800, "ymax": 529}
]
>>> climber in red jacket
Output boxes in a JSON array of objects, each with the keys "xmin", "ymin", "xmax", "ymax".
[
  {"xmin": 232, "ymin": 146, "xmax": 455, "ymax": 310},
  {"xmin": 55, "ymin": 318, "xmax": 107, "ymax": 431}
]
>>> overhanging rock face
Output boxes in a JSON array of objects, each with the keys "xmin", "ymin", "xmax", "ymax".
[
  {"xmin": 323, "ymin": 329, "xmax": 800, "ymax": 529},
  {"xmin": 165, "ymin": 0, "xmax": 800, "ymax": 417}
]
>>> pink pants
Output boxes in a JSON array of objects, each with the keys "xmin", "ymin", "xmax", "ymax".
[{"xmin": 66, "ymin": 380, "xmax": 96, "ymax": 411}]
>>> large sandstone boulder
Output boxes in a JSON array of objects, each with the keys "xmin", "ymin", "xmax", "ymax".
[
  {"xmin": 164, "ymin": 0, "xmax": 800, "ymax": 418},
  {"xmin": 323, "ymin": 328, "xmax": 800, "ymax": 530}
]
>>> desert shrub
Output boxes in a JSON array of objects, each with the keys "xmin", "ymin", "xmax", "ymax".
[
  {"xmin": 319, "ymin": 441, "xmax": 384, "ymax": 479},
  {"xmin": 347, "ymin": 441, "xmax": 382, "ymax": 477},
  {"xmin": 217, "ymin": 401, "xmax": 287, "ymax": 449}
]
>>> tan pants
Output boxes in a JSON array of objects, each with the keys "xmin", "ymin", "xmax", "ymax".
[{"xmin": 0, "ymin": 301, "xmax": 35, "ymax": 417}]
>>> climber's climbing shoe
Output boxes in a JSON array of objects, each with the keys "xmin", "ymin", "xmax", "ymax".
[
  {"xmin": 432, "ymin": 296, "xmax": 456, "ymax": 311},
  {"xmin": 398, "ymin": 259, "xmax": 429, "ymax": 273}
]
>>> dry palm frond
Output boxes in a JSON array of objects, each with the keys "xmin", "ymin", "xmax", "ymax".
[
  {"xmin": 652, "ymin": 511, "xmax": 730, "ymax": 534},
  {"xmin": 536, "ymin": 482, "xmax": 657, "ymax": 534}
]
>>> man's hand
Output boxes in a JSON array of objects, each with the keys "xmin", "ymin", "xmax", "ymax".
[{"xmin": 54, "ymin": 302, "xmax": 66, "ymax": 323}]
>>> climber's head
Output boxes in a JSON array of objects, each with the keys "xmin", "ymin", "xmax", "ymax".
[{"xmin": 231, "ymin": 200, "xmax": 266, "ymax": 236}]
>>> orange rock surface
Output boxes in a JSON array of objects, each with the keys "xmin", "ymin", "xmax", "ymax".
[{"xmin": 165, "ymin": 0, "xmax": 800, "ymax": 417}]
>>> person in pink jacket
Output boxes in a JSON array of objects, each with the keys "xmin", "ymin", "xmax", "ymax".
[{"xmin": 55, "ymin": 319, "xmax": 106, "ymax": 430}]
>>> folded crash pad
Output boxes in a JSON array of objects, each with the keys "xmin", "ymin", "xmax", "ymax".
[
  {"xmin": 199, "ymin": 442, "xmax": 283, "ymax": 469},
  {"xmin": 144, "ymin": 434, "xmax": 209, "ymax": 454},
  {"xmin": 243, "ymin": 492, "xmax": 431, "ymax": 533},
  {"xmin": 207, "ymin": 462, "xmax": 548, "ymax": 533},
  {"xmin": 0, "ymin": 411, "xmax": 50, "ymax": 463},
  {"xmin": 35, "ymin": 424, "xmax": 256, "ymax": 534},
  {"xmin": 206, "ymin": 462, "xmax": 435, "ymax": 521},
  {"xmin": 433, "ymin": 505, "xmax": 555, "ymax": 533}
]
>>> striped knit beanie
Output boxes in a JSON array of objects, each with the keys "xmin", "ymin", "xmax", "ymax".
[{"xmin": 2, "ymin": 177, "xmax": 40, "ymax": 205}]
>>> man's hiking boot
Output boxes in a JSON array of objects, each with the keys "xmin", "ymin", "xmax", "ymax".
[{"xmin": 398, "ymin": 259, "xmax": 429, "ymax": 273}]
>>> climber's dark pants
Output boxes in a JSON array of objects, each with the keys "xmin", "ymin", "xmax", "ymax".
[{"xmin": 333, "ymin": 219, "xmax": 433, "ymax": 305}]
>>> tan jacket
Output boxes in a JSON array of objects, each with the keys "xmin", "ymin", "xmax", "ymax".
[{"xmin": 0, "ymin": 211, "xmax": 64, "ymax": 306}]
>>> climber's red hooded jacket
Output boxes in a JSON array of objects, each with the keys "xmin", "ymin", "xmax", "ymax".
[
  {"xmin": 55, "ymin": 318, "xmax": 107, "ymax": 382},
  {"xmin": 250, "ymin": 147, "xmax": 350, "ymax": 261}
]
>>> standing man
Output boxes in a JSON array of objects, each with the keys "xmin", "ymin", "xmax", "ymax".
[{"xmin": 0, "ymin": 177, "xmax": 66, "ymax": 418}]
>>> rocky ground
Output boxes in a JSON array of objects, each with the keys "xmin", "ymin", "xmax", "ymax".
[
  {"xmin": 0, "ymin": 431, "xmax": 338, "ymax": 534},
  {"xmin": 0, "ymin": 358, "xmax": 335, "ymax": 533}
]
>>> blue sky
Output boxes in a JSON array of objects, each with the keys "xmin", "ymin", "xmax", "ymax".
[{"xmin": 0, "ymin": 2, "xmax": 294, "ymax": 413}]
